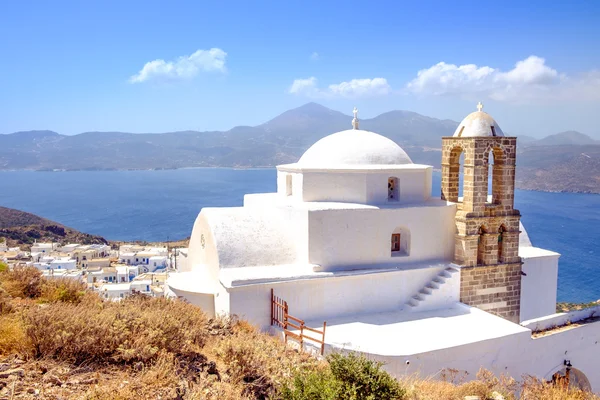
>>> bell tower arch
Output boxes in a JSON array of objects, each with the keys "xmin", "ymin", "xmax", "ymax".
[{"xmin": 441, "ymin": 103, "xmax": 522, "ymax": 322}]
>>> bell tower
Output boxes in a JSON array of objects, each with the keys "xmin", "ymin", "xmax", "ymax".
[{"xmin": 441, "ymin": 103, "xmax": 522, "ymax": 323}]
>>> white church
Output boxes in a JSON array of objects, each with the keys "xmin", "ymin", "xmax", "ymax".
[{"xmin": 168, "ymin": 105, "xmax": 599, "ymax": 390}]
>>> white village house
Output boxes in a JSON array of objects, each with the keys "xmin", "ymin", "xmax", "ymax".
[{"xmin": 168, "ymin": 106, "xmax": 598, "ymax": 390}]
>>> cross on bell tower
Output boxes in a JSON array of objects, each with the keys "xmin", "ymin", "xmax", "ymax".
[{"xmin": 440, "ymin": 103, "xmax": 522, "ymax": 323}]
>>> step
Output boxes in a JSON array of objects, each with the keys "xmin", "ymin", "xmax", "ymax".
[
  {"xmin": 433, "ymin": 277, "xmax": 446, "ymax": 284},
  {"xmin": 406, "ymin": 299, "xmax": 419, "ymax": 307},
  {"xmin": 446, "ymin": 267, "xmax": 459, "ymax": 273},
  {"xmin": 419, "ymin": 287, "xmax": 433, "ymax": 295},
  {"xmin": 439, "ymin": 270, "xmax": 452, "ymax": 278},
  {"xmin": 426, "ymin": 282, "xmax": 440, "ymax": 290}
]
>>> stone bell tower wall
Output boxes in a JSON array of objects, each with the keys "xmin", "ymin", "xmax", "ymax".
[{"xmin": 441, "ymin": 135, "xmax": 522, "ymax": 323}]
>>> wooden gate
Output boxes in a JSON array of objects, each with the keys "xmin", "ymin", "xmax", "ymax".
[{"xmin": 270, "ymin": 288, "xmax": 327, "ymax": 355}]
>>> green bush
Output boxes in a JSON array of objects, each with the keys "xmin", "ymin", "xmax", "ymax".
[
  {"xmin": 328, "ymin": 352, "xmax": 406, "ymax": 400},
  {"xmin": 281, "ymin": 368, "xmax": 342, "ymax": 400},
  {"xmin": 282, "ymin": 353, "xmax": 405, "ymax": 400}
]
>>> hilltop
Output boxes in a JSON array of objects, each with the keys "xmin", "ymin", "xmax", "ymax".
[
  {"xmin": 0, "ymin": 206, "xmax": 108, "ymax": 249},
  {"xmin": 0, "ymin": 267, "xmax": 596, "ymax": 399},
  {"xmin": 1, "ymin": 103, "xmax": 600, "ymax": 193}
]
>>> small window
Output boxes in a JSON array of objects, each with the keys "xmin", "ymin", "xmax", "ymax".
[
  {"xmin": 285, "ymin": 174, "xmax": 293, "ymax": 196},
  {"xmin": 391, "ymin": 233, "xmax": 401, "ymax": 252},
  {"xmin": 457, "ymin": 126, "xmax": 465, "ymax": 137},
  {"xmin": 491, "ymin": 126, "xmax": 496, "ymax": 137},
  {"xmin": 388, "ymin": 177, "xmax": 399, "ymax": 201}
]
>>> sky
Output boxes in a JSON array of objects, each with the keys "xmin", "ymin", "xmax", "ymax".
[{"xmin": 1, "ymin": 0, "xmax": 599, "ymax": 138}]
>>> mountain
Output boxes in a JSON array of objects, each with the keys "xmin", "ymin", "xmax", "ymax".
[
  {"xmin": 1, "ymin": 103, "xmax": 599, "ymax": 193},
  {"xmin": 0, "ymin": 103, "xmax": 458, "ymax": 170},
  {"xmin": 0, "ymin": 206, "xmax": 108, "ymax": 248},
  {"xmin": 527, "ymin": 131, "xmax": 599, "ymax": 147}
]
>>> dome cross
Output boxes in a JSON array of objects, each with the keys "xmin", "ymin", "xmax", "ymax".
[
  {"xmin": 477, "ymin": 101, "xmax": 484, "ymax": 112},
  {"xmin": 352, "ymin": 107, "xmax": 359, "ymax": 130}
]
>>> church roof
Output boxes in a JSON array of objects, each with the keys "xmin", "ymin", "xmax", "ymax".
[
  {"xmin": 298, "ymin": 129, "xmax": 413, "ymax": 167},
  {"xmin": 295, "ymin": 107, "xmax": 413, "ymax": 168},
  {"xmin": 453, "ymin": 102, "xmax": 504, "ymax": 138}
]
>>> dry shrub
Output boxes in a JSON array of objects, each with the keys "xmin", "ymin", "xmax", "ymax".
[
  {"xmin": 0, "ymin": 265, "xmax": 44, "ymax": 298},
  {"xmin": 0, "ymin": 314, "xmax": 29, "ymax": 355},
  {"xmin": 403, "ymin": 369, "xmax": 517, "ymax": 400},
  {"xmin": 402, "ymin": 369, "xmax": 600, "ymax": 400},
  {"xmin": 214, "ymin": 323, "xmax": 319, "ymax": 399},
  {"xmin": 0, "ymin": 266, "xmax": 87, "ymax": 304},
  {"xmin": 0, "ymin": 287, "xmax": 13, "ymax": 314},
  {"xmin": 41, "ymin": 278, "xmax": 88, "ymax": 304},
  {"xmin": 83, "ymin": 352, "xmax": 183, "ymax": 400},
  {"xmin": 520, "ymin": 376, "xmax": 598, "ymax": 400},
  {"xmin": 25, "ymin": 295, "xmax": 210, "ymax": 364}
]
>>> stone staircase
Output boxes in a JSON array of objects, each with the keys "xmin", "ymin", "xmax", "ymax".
[{"xmin": 405, "ymin": 267, "xmax": 460, "ymax": 312}]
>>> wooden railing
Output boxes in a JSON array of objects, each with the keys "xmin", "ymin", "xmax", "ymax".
[{"xmin": 271, "ymin": 288, "xmax": 327, "ymax": 355}]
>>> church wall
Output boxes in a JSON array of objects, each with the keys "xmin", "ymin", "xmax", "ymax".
[
  {"xmin": 187, "ymin": 212, "xmax": 220, "ymax": 280},
  {"xmin": 520, "ymin": 250, "xmax": 559, "ymax": 322},
  {"xmin": 276, "ymin": 171, "xmax": 303, "ymax": 200},
  {"xmin": 301, "ymin": 172, "xmax": 367, "ymax": 203},
  {"xmin": 374, "ymin": 321, "xmax": 600, "ymax": 391},
  {"xmin": 364, "ymin": 168, "xmax": 431, "ymax": 205},
  {"xmin": 227, "ymin": 266, "xmax": 449, "ymax": 330},
  {"xmin": 307, "ymin": 205, "xmax": 455, "ymax": 270}
]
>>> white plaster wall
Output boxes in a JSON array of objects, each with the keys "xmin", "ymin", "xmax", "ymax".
[
  {"xmin": 49, "ymin": 259, "xmax": 77, "ymax": 270},
  {"xmin": 302, "ymin": 172, "xmax": 367, "ymax": 203},
  {"xmin": 172, "ymin": 289, "xmax": 216, "ymax": 317},
  {"xmin": 365, "ymin": 169, "xmax": 432, "ymax": 205},
  {"xmin": 276, "ymin": 171, "xmax": 303, "ymax": 200},
  {"xmin": 363, "ymin": 321, "xmax": 600, "ymax": 391},
  {"xmin": 228, "ymin": 267, "xmax": 446, "ymax": 330},
  {"xmin": 187, "ymin": 211, "xmax": 219, "ymax": 281},
  {"xmin": 307, "ymin": 204, "xmax": 455, "ymax": 270},
  {"xmin": 208, "ymin": 207, "xmax": 297, "ymax": 269},
  {"xmin": 520, "ymin": 250, "xmax": 559, "ymax": 322},
  {"xmin": 522, "ymin": 305, "xmax": 600, "ymax": 332}
]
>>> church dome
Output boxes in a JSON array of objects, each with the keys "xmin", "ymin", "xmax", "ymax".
[
  {"xmin": 298, "ymin": 129, "xmax": 413, "ymax": 166},
  {"xmin": 297, "ymin": 108, "xmax": 412, "ymax": 167},
  {"xmin": 453, "ymin": 103, "xmax": 504, "ymax": 138}
]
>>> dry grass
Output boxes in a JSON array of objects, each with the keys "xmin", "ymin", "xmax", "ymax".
[{"xmin": 1, "ymin": 266, "xmax": 599, "ymax": 400}]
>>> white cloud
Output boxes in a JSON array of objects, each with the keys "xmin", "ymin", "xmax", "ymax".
[
  {"xmin": 289, "ymin": 77, "xmax": 391, "ymax": 98},
  {"xmin": 406, "ymin": 55, "xmax": 600, "ymax": 103},
  {"xmin": 310, "ymin": 52, "xmax": 319, "ymax": 61},
  {"xmin": 289, "ymin": 77, "xmax": 318, "ymax": 95},
  {"xmin": 129, "ymin": 48, "xmax": 227, "ymax": 83}
]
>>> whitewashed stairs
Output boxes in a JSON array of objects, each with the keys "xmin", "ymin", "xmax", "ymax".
[{"xmin": 405, "ymin": 267, "xmax": 460, "ymax": 312}]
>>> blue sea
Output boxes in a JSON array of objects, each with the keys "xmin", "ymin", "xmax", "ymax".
[{"xmin": 0, "ymin": 168, "xmax": 598, "ymax": 303}]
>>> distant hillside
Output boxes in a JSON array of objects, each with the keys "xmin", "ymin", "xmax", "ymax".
[
  {"xmin": 516, "ymin": 145, "xmax": 600, "ymax": 193},
  {"xmin": 0, "ymin": 206, "xmax": 108, "ymax": 248},
  {"xmin": 527, "ymin": 131, "xmax": 599, "ymax": 147},
  {"xmin": 1, "ymin": 103, "xmax": 599, "ymax": 193}
]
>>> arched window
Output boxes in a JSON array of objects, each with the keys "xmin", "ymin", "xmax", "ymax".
[
  {"xmin": 498, "ymin": 225, "xmax": 506, "ymax": 263},
  {"xmin": 388, "ymin": 177, "xmax": 399, "ymax": 201},
  {"xmin": 486, "ymin": 150, "xmax": 494, "ymax": 203},
  {"xmin": 391, "ymin": 227, "xmax": 410, "ymax": 256},
  {"xmin": 445, "ymin": 147, "xmax": 464, "ymax": 202},
  {"xmin": 548, "ymin": 366, "xmax": 591, "ymax": 391},
  {"xmin": 477, "ymin": 226, "xmax": 487, "ymax": 266}
]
